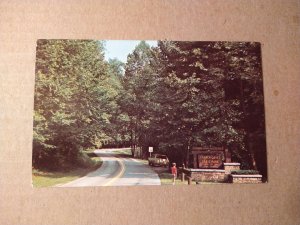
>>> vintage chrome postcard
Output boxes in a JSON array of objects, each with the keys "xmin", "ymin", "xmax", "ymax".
[{"xmin": 32, "ymin": 40, "xmax": 267, "ymax": 187}]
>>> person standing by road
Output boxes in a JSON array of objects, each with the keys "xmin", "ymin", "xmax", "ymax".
[{"xmin": 171, "ymin": 163, "xmax": 177, "ymax": 185}]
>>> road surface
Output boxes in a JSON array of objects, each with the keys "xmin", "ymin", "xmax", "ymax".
[{"xmin": 57, "ymin": 148, "xmax": 161, "ymax": 187}]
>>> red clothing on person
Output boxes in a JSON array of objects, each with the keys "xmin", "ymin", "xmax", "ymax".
[{"xmin": 171, "ymin": 166, "xmax": 177, "ymax": 175}]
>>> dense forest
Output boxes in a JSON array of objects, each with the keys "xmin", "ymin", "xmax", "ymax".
[{"xmin": 33, "ymin": 40, "xmax": 267, "ymax": 177}]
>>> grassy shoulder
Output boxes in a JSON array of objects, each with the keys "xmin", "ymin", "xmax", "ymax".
[
  {"xmin": 150, "ymin": 167, "xmax": 190, "ymax": 185},
  {"xmin": 32, "ymin": 156, "xmax": 102, "ymax": 187},
  {"xmin": 114, "ymin": 148, "xmax": 132, "ymax": 157}
]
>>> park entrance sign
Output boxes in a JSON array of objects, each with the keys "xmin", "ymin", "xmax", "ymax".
[
  {"xmin": 183, "ymin": 147, "xmax": 263, "ymax": 183},
  {"xmin": 198, "ymin": 152, "xmax": 223, "ymax": 168},
  {"xmin": 183, "ymin": 146, "xmax": 246, "ymax": 183},
  {"xmin": 190, "ymin": 147, "xmax": 226, "ymax": 169}
]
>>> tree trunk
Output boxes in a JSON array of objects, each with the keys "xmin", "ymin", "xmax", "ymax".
[{"xmin": 240, "ymin": 77, "xmax": 257, "ymax": 170}]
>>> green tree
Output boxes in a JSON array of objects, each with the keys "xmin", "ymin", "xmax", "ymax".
[
  {"xmin": 33, "ymin": 40, "xmax": 118, "ymax": 169},
  {"xmin": 33, "ymin": 39, "xmax": 266, "ymax": 178},
  {"xmin": 121, "ymin": 41, "xmax": 160, "ymax": 157},
  {"xmin": 154, "ymin": 41, "xmax": 266, "ymax": 173}
]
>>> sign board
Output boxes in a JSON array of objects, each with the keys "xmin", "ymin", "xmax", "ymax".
[
  {"xmin": 148, "ymin": 147, "xmax": 153, "ymax": 153},
  {"xmin": 197, "ymin": 152, "xmax": 223, "ymax": 169},
  {"xmin": 189, "ymin": 146, "xmax": 226, "ymax": 168}
]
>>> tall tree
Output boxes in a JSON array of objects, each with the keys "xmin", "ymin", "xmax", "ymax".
[
  {"xmin": 33, "ymin": 40, "xmax": 118, "ymax": 168},
  {"xmin": 121, "ymin": 41, "xmax": 160, "ymax": 157},
  {"xmin": 154, "ymin": 41, "xmax": 265, "ymax": 173}
]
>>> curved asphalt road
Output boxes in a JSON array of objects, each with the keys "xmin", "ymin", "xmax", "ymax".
[{"xmin": 58, "ymin": 148, "xmax": 161, "ymax": 187}]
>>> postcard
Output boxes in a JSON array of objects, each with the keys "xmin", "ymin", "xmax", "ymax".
[{"xmin": 32, "ymin": 40, "xmax": 267, "ymax": 187}]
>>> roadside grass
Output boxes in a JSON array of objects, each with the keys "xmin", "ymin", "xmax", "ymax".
[
  {"xmin": 32, "ymin": 157, "xmax": 102, "ymax": 187},
  {"xmin": 151, "ymin": 167, "xmax": 190, "ymax": 185},
  {"xmin": 114, "ymin": 148, "xmax": 132, "ymax": 156},
  {"xmin": 85, "ymin": 147, "xmax": 133, "ymax": 157}
]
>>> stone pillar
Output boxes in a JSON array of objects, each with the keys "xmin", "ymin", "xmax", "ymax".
[
  {"xmin": 193, "ymin": 154, "xmax": 197, "ymax": 168},
  {"xmin": 224, "ymin": 148, "xmax": 232, "ymax": 163},
  {"xmin": 224, "ymin": 163, "xmax": 240, "ymax": 174}
]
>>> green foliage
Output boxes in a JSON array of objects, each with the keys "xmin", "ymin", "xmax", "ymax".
[
  {"xmin": 33, "ymin": 40, "xmax": 121, "ymax": 169},
  {"xmin": 231, "ymin": 170, "xmax": 259, "ymax": 175},
  {"xmin": 33, "ymin": 40, "xmax": 266, "ymax": 177},
  {"xmin": 120, "ymin": 41, "xmax": 160, "ymax": 156},
  {"xmin": 121, "ymin": 41, "xmax": 266, "ymax": 175}
]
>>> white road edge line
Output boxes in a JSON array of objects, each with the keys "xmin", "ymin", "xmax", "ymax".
[
  {"xmin": 130, "ymin": 158, "xmax": 139, "ymax": 162},
  {"xmin": 103, "ymin": 157, "xmax": 125, "ymax": 186}
]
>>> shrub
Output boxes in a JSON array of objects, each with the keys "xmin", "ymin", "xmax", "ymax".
[
  {"xmin": 231, "ymin": 170, "xmax": 259, "ymax": 175},
  {"xmin": 75, "ymin": 151, "xmax": 96, "ymax": 168}
]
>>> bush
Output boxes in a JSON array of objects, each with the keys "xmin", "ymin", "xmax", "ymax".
[
  {"xmin": 231, "ymin": 170, "xmax": 259, "ymax": 175},
  {"xmin": 75, "ymin": 151, "xmax": 96, "ymax": 168}
]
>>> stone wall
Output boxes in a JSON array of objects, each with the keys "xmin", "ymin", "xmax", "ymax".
[
  {"xmin": 184, "ymin": 169, "xmax": 226, "ymax": 182},
  {"xmin": 224, "ymin": 163, "xmax": 240, "ymax": 174},
  {"xmin": 229, "ymin": 174, "xmax": 262, "ymax": 183}
]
